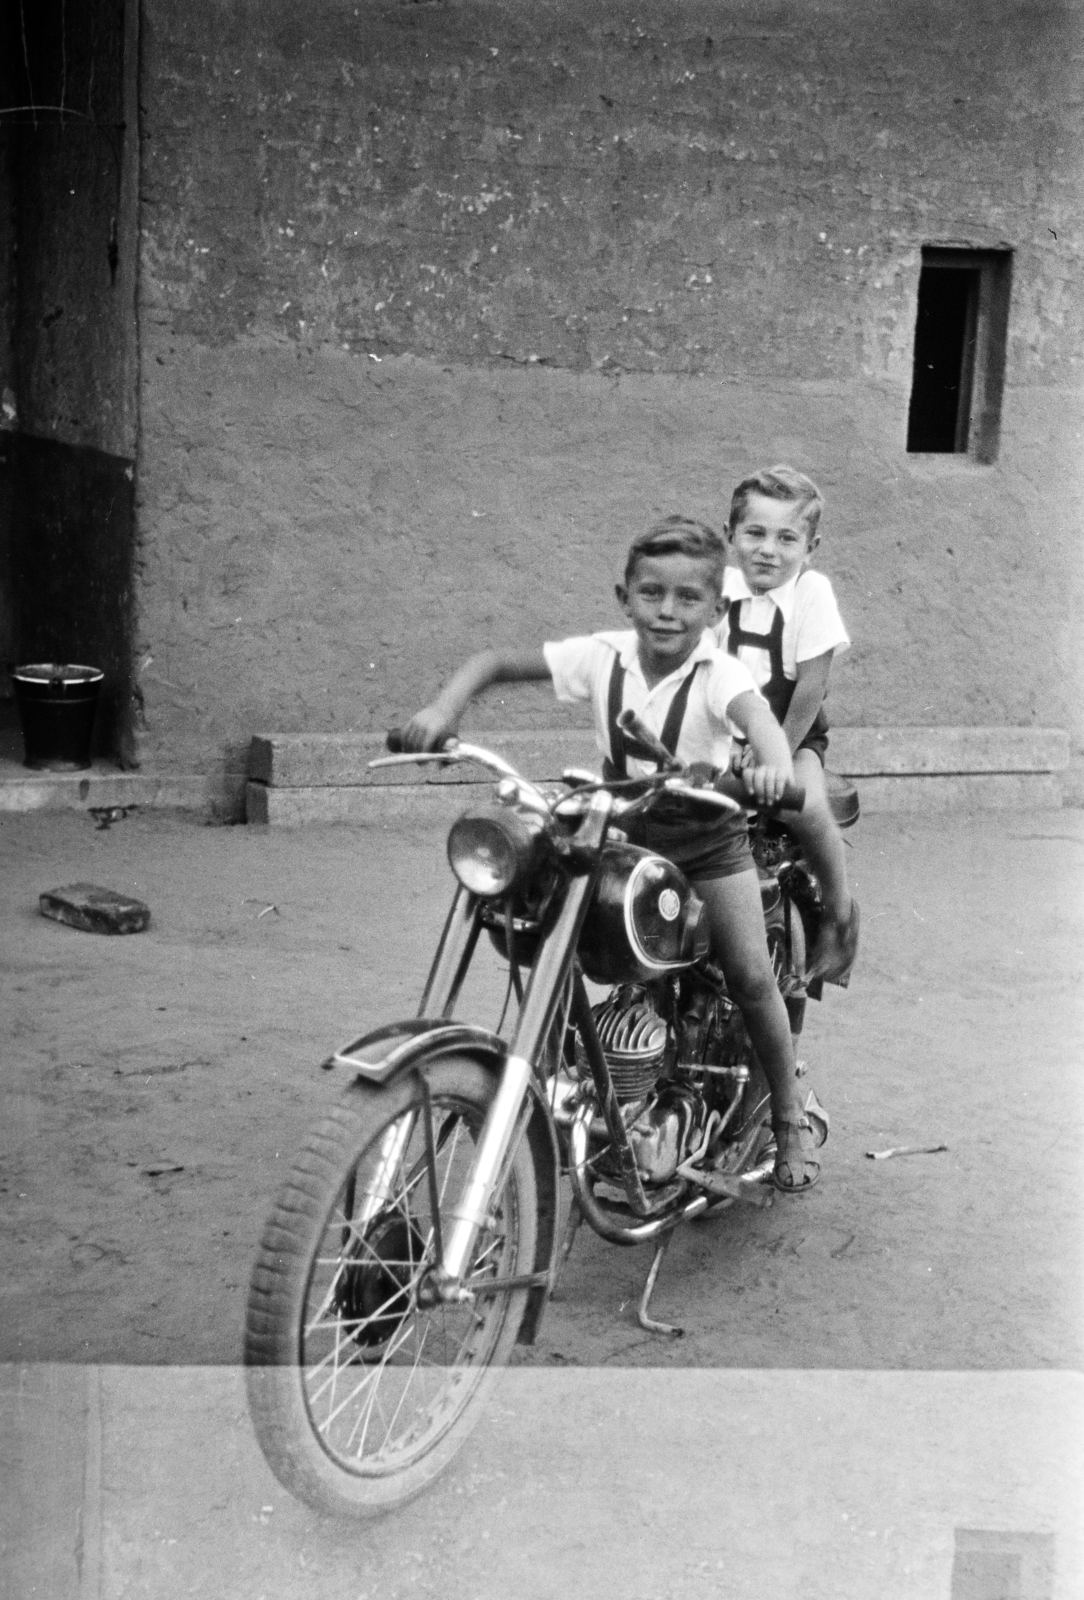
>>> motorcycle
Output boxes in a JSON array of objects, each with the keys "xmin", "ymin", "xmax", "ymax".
[{"xmin": 244, "ymin": 713, "xmax": 859, "ymax": 1518}]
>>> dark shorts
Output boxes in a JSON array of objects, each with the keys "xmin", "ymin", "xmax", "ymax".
[{"xmin": 626, "ymin": 808, "xmax": 754, "ymax": 882}]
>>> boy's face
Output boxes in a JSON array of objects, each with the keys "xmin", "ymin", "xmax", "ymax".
[
  {"xmin": 616, "ymin": 552, "xmax": 723, "ymax": 678},
  {"xmin": 728, "ymin": 492, "xmax": 818, "ymax": 594}
]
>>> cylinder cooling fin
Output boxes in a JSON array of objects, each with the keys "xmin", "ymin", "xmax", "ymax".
[{"xmin": 577, "ymin": 988, "xmax": 667, "ymax": 1103}]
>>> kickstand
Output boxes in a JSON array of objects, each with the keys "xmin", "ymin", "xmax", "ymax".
[
  {"xmin": 637, "ymin": 1232, "xmax": 683, "ymax": 1338},
  {"xmin": 549, "ymin": 1198, "xmax": 583, "ymax": 1300}
]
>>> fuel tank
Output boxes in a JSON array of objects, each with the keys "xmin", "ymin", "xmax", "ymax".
[{"xmin": 578, "ymin": 843, "xmax": 709, "ymax": 986}]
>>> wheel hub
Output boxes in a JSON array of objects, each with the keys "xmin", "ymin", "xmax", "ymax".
[{"xmin": 334, "ymin": 1212, "xmax": 426, "ymax": 1348}]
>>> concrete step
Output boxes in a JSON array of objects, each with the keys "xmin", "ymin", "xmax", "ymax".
[
  {"xmin": 246, "ymin": 726, "xmax": 1068, "ymax": 824},
  {"xmin": 0, "ymin": 758, "xmax": 211, "ymax": 815}
]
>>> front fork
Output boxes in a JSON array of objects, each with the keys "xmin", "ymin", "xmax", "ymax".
[{"xmin": 419, "ymin": 793, "xmax": 611, "ymax": 1296}]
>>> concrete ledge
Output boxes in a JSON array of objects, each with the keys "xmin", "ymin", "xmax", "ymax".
[
  {"xmin": 851, "ymin": 772, "xmax": 1062, "ymax": 813},
  {"xmin": 0, "ymin": 761, "xmax": 213, "ymax": 815},
  {"xmin": 245, "ymin": 725, "xmax": 1070, "ymax": 824},
  {"xmin": 246, "ymin": 780, "xmax": 474, "ymax": 827},
  {"xmin": 247, "ymin": 770, "xmax": 1064, "ymax": 826},
  {"xmin": 249, "ymin": 726, "xmax": 1069, "ymax": 789},
  {"xmin": 249, "ymin": 729, "xmax": 601, "ymax": 787},
  {"xmin": 831, "ymin": 726, "xmax": 1068, "ymax": 775}
]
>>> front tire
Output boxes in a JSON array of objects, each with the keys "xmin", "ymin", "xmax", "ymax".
[{"xmin": 244, "ymin": 1055, "xmax": 539, "ymax": 1518}]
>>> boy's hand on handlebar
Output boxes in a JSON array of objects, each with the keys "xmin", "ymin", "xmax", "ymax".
[
  {"xmin": 399, "ymin": 704, "xmax": 458, "ymax": 752},
  {"xmin": 741, "ymin": 761, "xmax": 793, "ymax": 806}
]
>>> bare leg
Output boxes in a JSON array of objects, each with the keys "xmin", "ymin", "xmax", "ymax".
[
  {"xmin": 788, "ymin": 750, "xmax": 850, "ymax": 922},
  {"xmin": 692, "ymin": 869, "xmax": 820, "ymax": 1190},
  {"xmin": 788, "ymin": 749, "xmax": 859, "ymax": 984},
  {"xmin": 692, "ymin": 869, "xmax": 803, "ymax": 1127}
]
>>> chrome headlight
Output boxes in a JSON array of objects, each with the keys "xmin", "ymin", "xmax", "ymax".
[{"xmin": 447, "ymin": 803, "xmax": 547, "ymax": 897}]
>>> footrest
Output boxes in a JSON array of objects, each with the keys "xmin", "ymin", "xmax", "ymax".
[{"xmin": 826, "ymin": 769, "xmax": 860, "ymax": 827}]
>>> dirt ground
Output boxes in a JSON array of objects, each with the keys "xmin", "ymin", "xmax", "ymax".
[
  {"xmin": 2, "ymin": 800, "xmax": 1082, "ymax": 1597},
  {"xmin": 3, "ymin": 801, "xmax": 1082, "ymax": 1371}
]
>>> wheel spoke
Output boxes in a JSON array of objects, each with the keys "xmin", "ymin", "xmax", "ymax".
[
  {"xmin": 436, "ymin": 1115, "xmax": 466, "ymax": 1205},
  {"xmin": 375, "ymin": 1318, "xmax": 432, "ymax": 1455},
  {"xmin": 317, "ymin": 1314, "xmax": 418, "ymax": 1438}
]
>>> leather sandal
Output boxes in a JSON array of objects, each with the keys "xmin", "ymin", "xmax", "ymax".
[
  {"xmin": 807, "ymin": 897, "xmax": 860, "ymax": 988},
  {"xmin": 771, "ymin": 1115, "xmax": 821, "ymax": 1194}
]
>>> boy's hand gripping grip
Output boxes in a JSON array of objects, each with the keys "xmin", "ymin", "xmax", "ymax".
[{"xmin": 386, "ymin": 728, "xmax": 456, "ymax": 755}]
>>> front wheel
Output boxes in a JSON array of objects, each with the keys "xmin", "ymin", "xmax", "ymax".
[{"xmin": 244, "ymin": 1055, "xmax": 539, "ymax": 1518}]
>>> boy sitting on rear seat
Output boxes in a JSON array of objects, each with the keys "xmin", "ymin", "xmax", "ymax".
[{"xmin": 720, "ymin": 465, "xmax": 859, "ymax": 986}]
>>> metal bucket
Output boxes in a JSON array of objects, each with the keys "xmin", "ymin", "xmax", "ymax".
[{"xmin": 11, "ymin": 664, "xmax": 104, "ymax": 770}]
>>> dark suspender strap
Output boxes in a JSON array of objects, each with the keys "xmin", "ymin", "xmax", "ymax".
[
  {"xmin": 657, "ymin": 658, "xmax": 704, "ymax": 757},
  {"xmin": 725, "ymin": 597, "xmax": 745, "ymax": 655},
  {"xmin": 727, "ymin": 599, "xmax": 797, "ymax": 723},
  {"xmin": 604, "ymin": 650, "xmax": 705, "ymax": 779},
  {"xmin": 727, "ymin": 598, "xmax": 785, "ymax": 672},
  {"xmin": 605, "ymin": 652, "xmax": 627, "ymax": 778}
]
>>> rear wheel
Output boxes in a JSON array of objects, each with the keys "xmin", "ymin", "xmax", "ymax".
[{"xmin": 244, "ymin": 1055, "xmax": 538, "ymax": 1518}]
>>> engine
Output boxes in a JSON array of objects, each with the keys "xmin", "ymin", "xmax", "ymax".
[
  {"xmin": 577, "ymin": 987, "xmax": 667, "ymax": 1103},
  {"xmin": 576, "ymin": 986, "xmax": 702, "ymax": 1185}
]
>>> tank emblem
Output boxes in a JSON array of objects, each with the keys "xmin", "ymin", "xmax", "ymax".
[{"xmin": 657, "ymin": 888, "xmax": 681, "ymax": 922}]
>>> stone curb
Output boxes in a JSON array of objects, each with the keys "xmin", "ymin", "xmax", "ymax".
[
  {"xmin": 246, "ymin": 770, "xmax": 1064, "ymax": 826},
  {"xmin": 249, "ymin": 726, "xmax": 1070, "ymax": 789}
]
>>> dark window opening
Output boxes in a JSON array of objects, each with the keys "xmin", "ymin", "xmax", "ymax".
[
  {"xmin": 907, "ymin": 247, "xmax": 1012, "ymax": 462},
  {"xmin": 908, "ymin": 266, "xmax": 979, "ymax": 452}
]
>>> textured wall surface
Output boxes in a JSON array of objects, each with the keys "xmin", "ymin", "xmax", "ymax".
[{"xmin": 133, "ymin": 0, "xmax": 1084, "ymax": 788}]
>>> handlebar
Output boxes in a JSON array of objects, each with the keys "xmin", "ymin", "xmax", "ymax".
[{"xmin": 383, "ymin": 728, "xmax": 804, "ymax": 815}]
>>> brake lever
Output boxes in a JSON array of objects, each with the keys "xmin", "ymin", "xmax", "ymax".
[{"xmin": 615, "ymin": 708, "xmax": 684, "ymax": 772}]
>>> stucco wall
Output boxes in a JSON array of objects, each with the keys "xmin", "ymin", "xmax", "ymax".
[{"xmin": 133, "ymin": 0, "xmax": 1084, "ymax": 789}]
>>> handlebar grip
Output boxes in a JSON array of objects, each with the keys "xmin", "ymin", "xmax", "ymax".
[
  {"xmin": 711, "ymin": 769, "xmax": 805, "ymax": 813},
  {"xmin": 778, "ymin": 780, "xmax": 805, "ymax": 813},
  {"xmin": 385, "ymin": 728, "xmax": 458, "ymax": 756}
]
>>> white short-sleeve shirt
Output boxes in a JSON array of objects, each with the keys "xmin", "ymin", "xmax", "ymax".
[
  {"xmin": 543, "ymin": 628, "xmax": 761, "ymax": 778},
  {"xmin": 717, "ymin": 567, "xmax": 850, "ymax": 688}
]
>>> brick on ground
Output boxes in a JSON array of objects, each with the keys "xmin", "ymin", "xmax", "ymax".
[{"xmin": 39, "ymin": 883, "xmax": 151, "ymax": 934}]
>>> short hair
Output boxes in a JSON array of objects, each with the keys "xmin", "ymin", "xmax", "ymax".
[
  {"xmin": 727, "ymin": 464, "xmax": 824, "ymax": 540},
  {"xmin": 624, "ymin": 515, "xmax": 726, "ymax": 589}
]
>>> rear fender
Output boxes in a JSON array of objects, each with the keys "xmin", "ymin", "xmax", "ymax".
[{"xmin": 325, "ymin": 1018, "xmax": 560, "ymax": 1346}]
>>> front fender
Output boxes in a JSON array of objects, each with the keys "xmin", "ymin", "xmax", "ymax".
[
  {"xmin": 324, "ymin": 1017, "xmax": 507, "ymax": 1085},
  {"xmin": 324, "ymin": 1016, "xmax": 561, "ymax": 1347}
]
